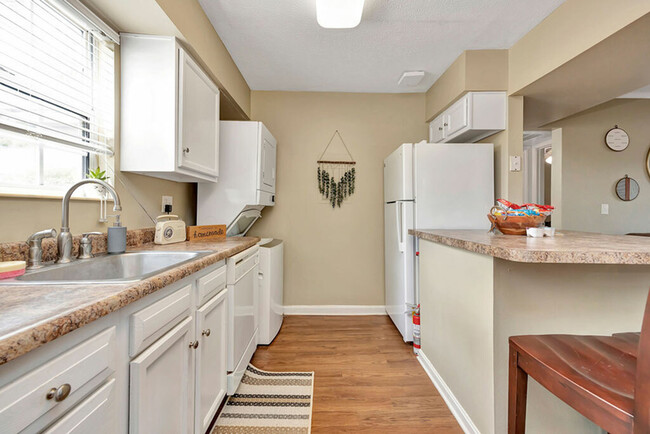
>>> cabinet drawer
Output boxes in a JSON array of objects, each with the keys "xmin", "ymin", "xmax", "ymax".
[
  {"xmin": 0, "ymin": 327, "xmax": 116, "ymax": 434},
  {"xmin": 235, "ymin": 252, "xmax": 258, "ymax": 282},
  {"xmin": 196, "ymin": 264, "xmax": 226, "ymax": 307},
  {"xmin": 228, "ymin": 246, "xmax": 259, "ymax": 284},
  {"xmin": 43, "ymin": 379, "xmax": 116, "ymax": 434},
  {"xmin": 130, "ymin": 284, "xmax": 192, "ymax": 357}
]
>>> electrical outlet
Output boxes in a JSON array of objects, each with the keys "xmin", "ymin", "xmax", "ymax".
[
  {"xmin": 509, "ymin": 155, "xmax": 521, "ymax": 172},
  {"xmin": 601, "ymin": 204, "xmax": 609, "ymax": 215},
  {"xmin": 161, "ymin": 195, "xmax": 173, "ymax": 213}
]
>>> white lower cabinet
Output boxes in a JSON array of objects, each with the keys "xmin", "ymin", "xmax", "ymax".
[
  {"xmin": 195, "ymin": 289, "xmax": 228, "ymax": 434},
  {"xmin": 0, "ymin": 260, "xmax": 233, "ymax": 434},
  {"xmin": 129, "ymin": 316, "xmax": 194, "ymax": 434},
  {"xmin": 0, "ymin": 327, "xmax": 116, "ymax": 433},
  {"xmin": 43, "ymin": 379, "xmax": 116, "ymax": 434}
]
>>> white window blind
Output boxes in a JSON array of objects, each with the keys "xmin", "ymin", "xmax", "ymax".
[{"xmin": 0, "ymin": 0, "xmax": 116, "ymax": 156}]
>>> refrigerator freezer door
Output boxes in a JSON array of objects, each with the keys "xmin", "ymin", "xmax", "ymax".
[
  {"xmin": 384, "ymin": 201, "xmax": 414, "ymax": 342},
  {"xmin": 414, "ymin": 143, "xmax": 494, "ymax": 230},
  {"xmin": 384, "ymin": 143, "xmax": 414, "ymax": 202}
]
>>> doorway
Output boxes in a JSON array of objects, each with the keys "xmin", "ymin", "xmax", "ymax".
[{"xmin": 523, "ymin": 131, "xmax": 552, "ymax": 206}]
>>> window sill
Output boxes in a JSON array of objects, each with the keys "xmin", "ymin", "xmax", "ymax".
[{"xmin": 0, "ymin": 187, "xmax": 115, "ymax": 202}]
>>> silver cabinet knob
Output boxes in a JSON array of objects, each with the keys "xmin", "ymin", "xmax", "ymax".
[
  {"xmin": 46, "ymin": 383, "xmax": 71, "ymax": 402},
  {"xmin": 183, "ymin": 147, "xmax": 190, "ymax": 154},
  {"xmin": 443, "ymin": 123, "xmax": 449, "ymax": 127},
  {"xmin": 189, "ymin": 340, "xmax": 199, "ymax": 349},
  {"xmin": 202, "ymin": 329, "xmax": 211, "ymax": 337},
  {"xmin": 438, "ymin": 127, "xmax": 443, "ymax": 131}
]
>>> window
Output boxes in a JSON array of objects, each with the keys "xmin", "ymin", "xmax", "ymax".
[{"xmin": 0, "ymin": 0, "xmax": 117, "ymax": 197}]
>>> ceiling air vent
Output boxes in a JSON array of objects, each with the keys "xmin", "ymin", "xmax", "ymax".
[{"xmin": 397, "ymin": 71, "xmax": 425, "ymax": 87}]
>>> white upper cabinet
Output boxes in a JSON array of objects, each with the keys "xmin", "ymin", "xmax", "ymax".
[
  {"xmin": 121, "ymin": 34, "xmax": 220, "ymax": 183},
  {"xmin": 429, "ymin": 92, "xmax": 506, "ymax": 144},
  {"xmin": 259, "ymin": 128, "xmax": 277, "ymax": 192}
]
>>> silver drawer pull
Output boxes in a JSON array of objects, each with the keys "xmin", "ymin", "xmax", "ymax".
[
  {"xmin": 189, "ymin": 340, "xmax": 199, "ymax": 349},
  {"xmin": 202, "ymin": 329, "xmax": 211, "ymax": 337},
  {"xmin": 46, "ymin": 383, "xmax": 71, "ymax": 402}
]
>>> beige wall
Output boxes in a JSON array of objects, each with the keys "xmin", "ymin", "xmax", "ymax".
[
  {"xmin": 547, "ymin": 99, "xmax": 650, "ymax": 234},
  {"xmin": 419, "ymin": 241, "xmax": 495, "ymax": 433},
  {"xmin": 248, "ymin": 91, "xmax": 427, "ymax": 306},
  {"xmin": 0, "ymin": 47, "xmax": 195, "ymax": 243},
  {"xmin": 425, "ymin": 50, "xmax": 508, "ymax": 122},
  {"xmin": 509, "ymin": 0, "xmax": 650, "ymax": 94},
  {"xmin": 480, "ymin": 96, "xmax": 524, "ymax": 202},
  {"xmin": 418, "ymin": 239, "xmax": 649, "ymax": 433}
]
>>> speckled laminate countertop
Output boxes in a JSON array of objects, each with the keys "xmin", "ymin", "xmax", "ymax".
[
  {"xmin": 0, "ymin": 237, "xmax": 259, "ymax": 365},
  {"xmin": 410, "ymin": 229, "xmax": 650, "ymax": 264}
]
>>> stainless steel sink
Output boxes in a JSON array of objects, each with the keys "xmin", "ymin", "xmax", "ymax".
[{"xmin": 1, "ymin": 251, "xmax": 212, "ymax": 285}]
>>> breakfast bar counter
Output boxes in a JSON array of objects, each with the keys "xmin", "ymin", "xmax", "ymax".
[
  {"xmin": 410, "ymin": 229, "xmax": 650, "ymax": 264},
  {"xmin": 410, "ymin": 229, "xmax": 650, "ymax": 434}
]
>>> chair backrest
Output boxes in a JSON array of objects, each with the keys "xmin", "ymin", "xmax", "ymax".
[{"xmin": 634, "ymin": 288, "xmax": 650, "ymax": 432}]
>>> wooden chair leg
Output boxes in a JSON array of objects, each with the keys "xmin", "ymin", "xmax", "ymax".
[{"xmin": 508, "ymin": 346, "xmax": 528, "ymax": 434}]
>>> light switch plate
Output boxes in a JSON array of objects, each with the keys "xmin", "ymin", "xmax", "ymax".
[
  {"xmin": 161, "ymin": 195, "xmax": 173, "ymax": 213},
  {"xmin": 601, "ymin": 204, "xmax": 609, "ymax": 215},
  {"xmin": 509, "ymin": 155, "xmax": 521, "ymax": 172}
]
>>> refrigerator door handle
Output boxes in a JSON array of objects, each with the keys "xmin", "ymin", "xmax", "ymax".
[{"xmin": 397, "ymin": 202, "xmax": 405, "ymax": 252}]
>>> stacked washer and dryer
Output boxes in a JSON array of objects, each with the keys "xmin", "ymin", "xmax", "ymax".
[{"xmin": 198, "ymin": 121, "xmax": 283, "ymax": 394}]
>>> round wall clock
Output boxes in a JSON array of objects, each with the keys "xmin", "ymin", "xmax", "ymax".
[{"xmin": 605, "ymin": 125, "xmax": 629, "ymax": 151}]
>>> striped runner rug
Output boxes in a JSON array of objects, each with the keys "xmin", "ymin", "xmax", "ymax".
[{"xmin": 213, "ymin": 364, "xmax": 314, "ymax": 434}]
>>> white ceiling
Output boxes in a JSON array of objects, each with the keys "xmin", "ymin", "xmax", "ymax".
[{"xmin": 198, "ymin": 0, "xmax": 565, "ymax": 93}]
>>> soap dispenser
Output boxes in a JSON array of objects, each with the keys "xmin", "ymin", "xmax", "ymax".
[{"xmin": 107, "ymin": 215, "xmax": 127, "ymax": 254}]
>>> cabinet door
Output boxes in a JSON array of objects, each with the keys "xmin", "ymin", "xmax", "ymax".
[
  {"xmin": 195, "ymin": 289, "xmax": 228, "ymax": 434},
  {"xmin": 43, "ymin": 379, "xmax": 116, "ymax": 434},
  {"xmin": 177, "ymin": 48, "xmax": 220, "ymax": 179},
  {"xmin": 130, "ymin": 316, "xmax": 194, "ymax": 434},
  {"xmin": 444, "ymin": 95, "xmax": 469, "ymax": 139},
  {"xmin": 259, "ymin": 126, "xmax": 277, "ymax": 192},
  {"xmin": 429, "ymin": 114, "xmax": 445, "ymax": 143}
]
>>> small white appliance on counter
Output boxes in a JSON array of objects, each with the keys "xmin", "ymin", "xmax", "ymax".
[
  {"xmin": 226, "ymin": 245, "xmax": 259, "ymax": 395},
  {"xmin": 257, "ymin": 238, "xmax": 284, "ymax": 345},
  {"xmin": 154, "ymin": 215, "xmax": 186, "ymax": 245},
  {"xmin": 384, "ymin": 142, "xmax": 494, "ymax": 341},
  {"xmin": 198, "ymin": 121, "xmax": 277, "ymax": 236}
]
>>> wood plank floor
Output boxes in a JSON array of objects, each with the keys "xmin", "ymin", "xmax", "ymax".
[{"xmin": 251, "ymin": 315, "xmax": 462, "ymax": 433}]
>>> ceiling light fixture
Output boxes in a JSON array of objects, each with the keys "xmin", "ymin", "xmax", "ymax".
[
  {"xmin": 544, "ymin": 147, "xmax": 552, "ymax": 165},
  {"xmin": 316, "ymin": 0, "xmax": 365, "ymax": 29}
]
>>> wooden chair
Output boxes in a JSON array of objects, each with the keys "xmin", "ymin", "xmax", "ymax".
[{"xmin": 508, "ymin": 289, "xmax": 650, "ymax": 433}]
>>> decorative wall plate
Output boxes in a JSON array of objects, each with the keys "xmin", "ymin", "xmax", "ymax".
[
  {"xmin": 605, "ymin": 125, "xmax": 629, "ymax": 151},
  {"xmin": 615, "ymin": 175, "xmax": 639, "ymax": 201}
]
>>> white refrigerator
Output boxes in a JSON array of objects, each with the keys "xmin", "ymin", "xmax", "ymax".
[{"xmin": 384, "ymin": 142, "xmax": 494, "ymax": 341}]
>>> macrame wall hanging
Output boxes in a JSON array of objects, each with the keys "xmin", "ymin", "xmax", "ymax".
[{"xmin": 317, "ymin": 130, "xmax": 356, "ymax": 208}]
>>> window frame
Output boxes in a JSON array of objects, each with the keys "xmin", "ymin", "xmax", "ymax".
[{"xmin": 0, "ymin": 0, "xmax": 118, "ymax": 200}]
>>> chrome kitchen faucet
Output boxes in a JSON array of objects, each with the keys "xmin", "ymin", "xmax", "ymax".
[{"xmin": 57, "ymin": 179, "xmax": 122, "ymax": 263}]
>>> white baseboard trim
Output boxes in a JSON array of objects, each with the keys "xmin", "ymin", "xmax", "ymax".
[
  {"xmin": 283, "ymin": 305, "xmax": 386, "ymax": 315},
  {"xmin": 417, "ymin": 350, "xmax": 480, "ymax": 434}
]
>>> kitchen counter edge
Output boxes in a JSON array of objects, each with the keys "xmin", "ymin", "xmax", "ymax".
[
  {"xmin": 0, "ymin": 237, "xmax": 260, "ymax": 365},
  {"xmin": 410, "ymin": 229, "xmax": 650, "ymax": 265}
]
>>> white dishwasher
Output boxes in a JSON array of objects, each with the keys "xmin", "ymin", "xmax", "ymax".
[{"xmin": 226, "ymin": 245, "xmax": 259, "ymax": 395}]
